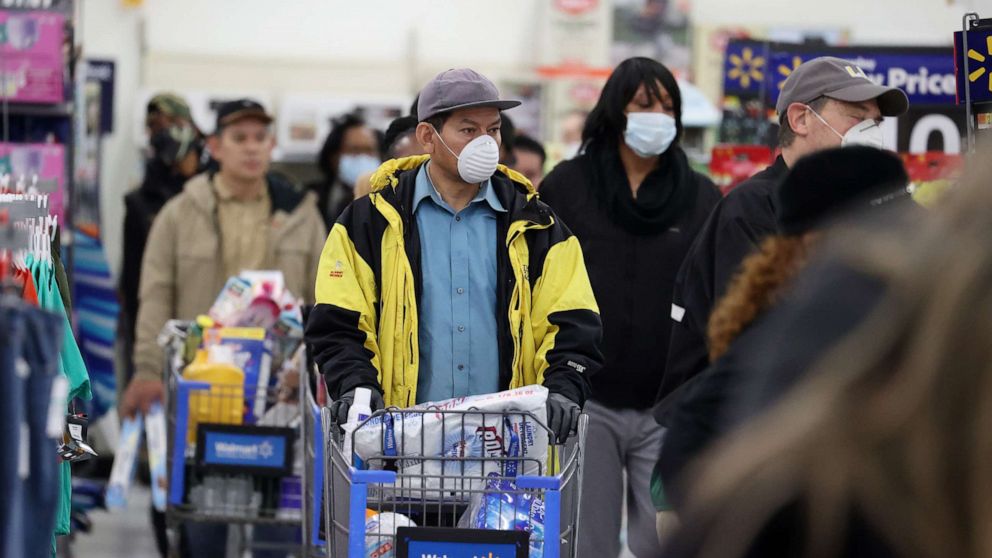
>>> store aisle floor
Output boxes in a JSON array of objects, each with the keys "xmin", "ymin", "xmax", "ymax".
[{"xmin": 72, "ymin": 485, "xmax": 160, "ymax": 557}]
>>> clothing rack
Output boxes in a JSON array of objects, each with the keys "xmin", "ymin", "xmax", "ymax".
[{"xmin": 0, "ymin": 166, "xmax": 93, "ymax": 556}]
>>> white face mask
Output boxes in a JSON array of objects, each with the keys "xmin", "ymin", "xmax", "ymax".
[
  {"xmin": 623, "ymin": 112, "xmax": 677, "ymax": 158},
  {"xmin": 432, "ymin": 127, "xmax": 500, "ymax": 184},
  {"xmin": 807, "ymin": 107, "xmax": 885, "ymax": 150},
  {"xmin": 337, "ymin": 153, "xmax": 381, "ymax": 188}
]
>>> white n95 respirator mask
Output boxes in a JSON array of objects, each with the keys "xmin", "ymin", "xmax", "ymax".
[
  {"xmin": 807, "ymin": 107, "xmax": 885, "ymax": 150},
  {"xmin": 433, "ymin": 128, "xmax": 500, "ymax": 184}
]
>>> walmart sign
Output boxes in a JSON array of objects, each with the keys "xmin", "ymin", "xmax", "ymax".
[
  {"xmin": 954, "ymin": 28, "xmax": 992, "ymax": 103},
  {"xmin": 201, "ymin": 429, "xmax": 289, "ymax": 471},
  {"xmin": 722, "ymin": 39, "xmax": 964, "ymax": 153},
  {"xmin": 724, "ymin": 40, "xmax": 956, "ymax": 106}
]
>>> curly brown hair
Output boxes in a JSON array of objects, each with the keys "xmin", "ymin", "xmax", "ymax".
[{"xmin": 707, "ymin": 235, "xmax": 813, "ymax": 361}]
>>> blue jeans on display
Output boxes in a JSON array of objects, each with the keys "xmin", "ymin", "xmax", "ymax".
[
  {"xmin": 1, "ymin": 304, "xmax": 27, "ymax": 558},
  {"xmin": 21, "ymin": 308, "xmax": 63, "ymax": 557}
]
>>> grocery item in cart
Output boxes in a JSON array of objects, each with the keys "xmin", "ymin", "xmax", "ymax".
[
  {"xmin": 208, "ymin": 276, "xmax": 254, "ymax": 325},
  {"xmin": 215, "ymin": 327, "xmax": 273, "ymax": 423},
  {"xmin": 347, "ymin": 386, "xmax": 551, "ymax": 494},
  {"xmin": 183, "ymin": 345, "xmax": 245, "ymax": 444},
  {"xmin": 365, "ymin": 511, "xmax": 416, "ymax": 558},
  {"xmin": 461, "ymin": 473, "xmax": 546, "ymax": 558}
]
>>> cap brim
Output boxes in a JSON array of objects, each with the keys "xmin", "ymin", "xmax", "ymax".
[
  {"xmin": 421, "ymin": 99, "xmax": 521, "ymax": 120},
  {"xmin": 219, "ymin": 109, "xmax": 274, "ymax": 128},
  {"xmin": 827, "ymin": 82, "xmax": 909, "ymax": 117}
]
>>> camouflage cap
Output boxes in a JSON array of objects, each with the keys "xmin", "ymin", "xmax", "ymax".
[{"xmin": 147, "ymin": 92, "xmax": 192, "ymax": 121}]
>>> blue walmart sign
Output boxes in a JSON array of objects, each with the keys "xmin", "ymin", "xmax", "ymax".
[
  {"xmin": 724, "ymin": 39, "xmax": 956, "ymax": 107},
  {"xmin": 407, "ymin": 540, "xmax": 518, "ymax": 558},
  {"xmin": 954, "ymin": 28, "xmax": 992, "ymax": 103},
  {"xmin": 203, "ymin": 430, "xmax": 287, "ymax": 469}
]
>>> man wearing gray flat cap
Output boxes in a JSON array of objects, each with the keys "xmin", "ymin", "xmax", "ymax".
[
  {"xmin": 306, "ymin": 68, "xmax": 604, "ymax": 444},
  {"xmin": 657, "ymin": 56, "xmax": 909, "ymax": 419}
]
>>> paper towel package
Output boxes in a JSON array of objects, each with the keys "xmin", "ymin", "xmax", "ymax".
[{"xmin": 345, "ymin": 386, "xmax": 551, "ymax": 497}]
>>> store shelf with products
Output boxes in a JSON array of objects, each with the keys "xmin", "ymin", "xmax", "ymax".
[{"xmin": 0, "ymin": 101, "xmax": 74, "ymax": 118}]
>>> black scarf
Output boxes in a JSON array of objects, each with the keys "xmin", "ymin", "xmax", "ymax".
[{"xmin": 582, "ymin": 143, "xmax": 697, "ymax": 235}]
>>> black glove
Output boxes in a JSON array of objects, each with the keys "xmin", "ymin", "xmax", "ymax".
[
  {"xmin": 330, "ymin": 386, "xmax": 385, "ymax": 425},
  {"xmin": 546, "ymin": 393, "xmax": 581, "ymax": 444}
]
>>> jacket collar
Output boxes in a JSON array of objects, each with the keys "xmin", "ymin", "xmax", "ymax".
[
  {"xmin": 183, "ymin": 171, "xmax": 317, "ymax": 228},
  {"xmin": 412, "ymin": 163, "xmax": 506, "ymax": 214},
  {"xmin": 370, "ymin": 155, "xmax": 549, "ymax": 227}
]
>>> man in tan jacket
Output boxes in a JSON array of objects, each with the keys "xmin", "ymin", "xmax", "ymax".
[{"xmin": 120, "ymin": 99, "xmax": 326, "ymax": 418}]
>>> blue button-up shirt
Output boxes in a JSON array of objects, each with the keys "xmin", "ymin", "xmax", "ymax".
[{"xmin": 414, "ymin": 163, "xmax": 504, "ymax": 403}]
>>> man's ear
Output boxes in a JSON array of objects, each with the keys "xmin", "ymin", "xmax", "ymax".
[
  {"xmin": 787, "ymin": 102, "xmax": 813, "ymax": 138},
  {"xmin": 415, "ymin": 122, "xmax": 436, "ymax": 155}
]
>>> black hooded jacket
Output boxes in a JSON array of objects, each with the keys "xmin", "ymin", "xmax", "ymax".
[{"xmin": 119, "ymin": 159, "xmax": 187, "ymax": 378}]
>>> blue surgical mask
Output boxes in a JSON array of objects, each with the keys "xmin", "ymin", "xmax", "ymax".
[
  {"xmin": 337, "ymin": 154, "xmax": 381, "ymax": 188},
  {"xmin": 623, "ymin": 112, "xmax": 677, "ymax": 158}
]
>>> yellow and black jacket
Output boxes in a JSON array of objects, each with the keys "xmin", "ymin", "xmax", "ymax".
[{"xmin": 305, "ymin": 155, "xmax": 603, "ymax": 407}]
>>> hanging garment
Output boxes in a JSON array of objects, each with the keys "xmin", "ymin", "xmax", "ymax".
[{"xmin": 27, "ymin": 254, "xmax": 90, "ymax": 539}]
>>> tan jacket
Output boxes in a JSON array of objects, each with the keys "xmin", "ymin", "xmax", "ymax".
[{"xmin": 133, "ymin": 172, "xmax": 326, "ymax": 380}]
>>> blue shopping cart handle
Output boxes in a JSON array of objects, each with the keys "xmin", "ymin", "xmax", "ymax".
[
  {"xmin": 349, "ymin": 467, "xmax": 397, "ymax": 485},
  {"xmin": 176, "ymin": 377, "xmax": 212, "ymax": 391},
  {"xmin": 514, "ymin": 475, "xmax": 560, "ymax": 491}
]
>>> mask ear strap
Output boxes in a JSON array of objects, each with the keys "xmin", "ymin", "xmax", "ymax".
[
  {"xmin": 430, "ymin": 125, "xmax": 460, "ymax": 160},
  {"xmin": 805, "ymin": 106, "xmax": 844, "ymax": 140}
]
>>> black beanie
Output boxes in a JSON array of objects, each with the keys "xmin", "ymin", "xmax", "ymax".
[{"xmin": 775, "ymin": 146, "xmax": 909, "ymax": 235}]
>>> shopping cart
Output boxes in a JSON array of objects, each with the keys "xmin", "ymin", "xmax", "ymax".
[
  {"xmin": 301, "ymin": 362, "xmax": 328, "ymax": 556},
  {"xmin": 322, "ymin": 399, "xmax": 587, "ymax": 558},
  {"xmin": 162, "ymin": 321, "xmax": 308, "ymax": 555}
]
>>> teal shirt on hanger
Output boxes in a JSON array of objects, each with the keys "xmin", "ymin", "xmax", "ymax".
[{"xmin": 27, "ymin": 254, "xmax": 90, "ymax": 542}]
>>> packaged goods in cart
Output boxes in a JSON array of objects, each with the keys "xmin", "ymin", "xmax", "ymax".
[
  {"xmin": 347, "ymin": 386, "xmax": 551, "ymax": 494},
  {"xmin": 183, "ymin": 345, "xmax": 245, "ymax": 443},
  {"xmin": 216, "ymin": 327, "xmax": 273, "ymax": 423},
  {"xmin": 208, "ymin": 271, "xmax": 301, "ymax": 327},
  {"xmin": 461, "ymin": 473, "xmax": 546, "ymax": 558},
  {"xmin": 365, "ymin": 512, "xmax": 416, "ymax": 558},
  {"xmin": 208, "ymin": 276, "xmax": 254, "ymax": 325}
]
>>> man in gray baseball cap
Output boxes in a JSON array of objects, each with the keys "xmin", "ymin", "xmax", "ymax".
[
  {"xmin": 306, "ymin": 68, "xmax": 603, "ymax": 446},
  {"xmin": 776, "ymin": 56, "xmax": 908, "ymax": 164},
  {"xmin": 658, "ymin": 56, "xmax": 910, "ymax": 414}
]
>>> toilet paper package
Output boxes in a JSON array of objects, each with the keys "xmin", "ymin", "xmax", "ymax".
[{"xmin": 345, "ymin": 386, "xmax": 550, "ymax": 496}]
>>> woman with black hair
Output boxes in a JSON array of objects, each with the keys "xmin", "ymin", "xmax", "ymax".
[
  {"xmin": 308, "ymin": 113, "xmax": 381, "ymax": 228},
  {"xmin": 539, "ymin": 57, "xmax": 720, "ymax": 557}
]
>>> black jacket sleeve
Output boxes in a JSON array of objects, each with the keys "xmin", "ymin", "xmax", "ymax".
[{"xmin": 304, "ymin": 204, "xmax": 383, "ymax": 401}]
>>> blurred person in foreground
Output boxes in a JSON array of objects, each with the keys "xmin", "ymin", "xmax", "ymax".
[
  {"xmin": 309, "ymin": 112, "xmax": 381, "ymax": 228},
  {"xmin": 657, "ymin": 57, "xmax": 909, "ymax": 412},
  {"xmin": 305, "ymin": 68, "xmax": 603, "ymax": 444},
  {"xmin": 657, "ymin": 146, "xmax": 911, "ymax": 508},
  {"xmin": 512, "ymin": 134, "xmax": 547, "ymax": 189},
  {"xmin": 540, "ymin": 57, "xmax": 721, "ymax": 558},
  {"xmin": 662, "ymin": 150, "xmax": 992, "ymax": 558}
]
